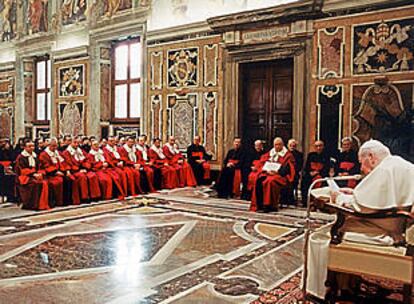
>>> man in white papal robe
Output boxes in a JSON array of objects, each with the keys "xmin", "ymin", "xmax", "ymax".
[{"xmin": 307, "ymin": 139, "xmax": 414, "ymax": 299}]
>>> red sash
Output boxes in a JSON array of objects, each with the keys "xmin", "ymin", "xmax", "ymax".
[
  {"xmin": 192, "ymin": 152, "xmax": 203, "ymax": 159},
  {"xmin": 339, "ymin": 161, "xmax": 357, "ymax": 188},
  {"xmin": 233, "ymin": 169, "xmax": 241, "ymax": 197},
  {"xmin": 0, "ymin": 161, "xmax": 11, "ymax": 167}
]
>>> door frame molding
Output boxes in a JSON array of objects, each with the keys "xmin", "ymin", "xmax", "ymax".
[{"xmin": 222, "ymin": 39, "xmax": 311, "ymax": 155}]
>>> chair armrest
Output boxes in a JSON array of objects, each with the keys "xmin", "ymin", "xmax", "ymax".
[{"xmin": 325, "ymin": 203, "xmax": 414, "ymax": 245}]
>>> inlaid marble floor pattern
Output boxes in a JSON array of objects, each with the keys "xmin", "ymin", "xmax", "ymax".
[{"xmin": 0, "ymin": 189, "xmax": 332, "ymax": 304}]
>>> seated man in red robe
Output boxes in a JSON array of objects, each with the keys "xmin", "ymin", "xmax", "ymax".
[
  {"xmin": 88, "ymin": 140, "xmax": 125, "ymax": 200},
  {"xmin": 301, "ymin": 140, "xmax": 331, "ymax": 206},
  {"xmin": 62, "ymin": 136, "xmax": 101, "ymax": 203},
  {"xmin": 39, "ymin": 138, "xmax": 68, "ymax": 207},
  {"xmin": 186, "ymin": 136, "xmax": 212, "ymax": 185},
  {"xmin": 136, "ymin": 136, "xmax": 156, "ymax": 192},
  {"xmin": 118, "ymin": 137, "xmax": 146, "ymax": 195},
  {"xmin": 250, "ymin": 137, "xmax": 295, "ymax": 212},
  {"xmin": 15, "ymin": 140, "xmax": 49, "ymax": 210},
  {"xmin": 103, "ymin": 137, "xmax": 129, "ymax": 196},
  {"xmin": 163, "ymin": 136, "xmax": 197, "ymax": 188},
  {"xmin": 148, "ymin": 138, "xmax": 178, "ymax": 189}
]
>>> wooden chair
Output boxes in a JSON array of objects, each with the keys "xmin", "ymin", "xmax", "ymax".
[{"xmin": 323, "ymin": 202, "xmax": 414, "ymax": 303}]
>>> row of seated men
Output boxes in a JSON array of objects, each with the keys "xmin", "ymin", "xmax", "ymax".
[
  {"xmin": 12, "ymin": 135, "xmax": 212, "ymax": 210},
  {"xmin": 215, "ymin": 137, "xmax": 360, "ymax": 212}
]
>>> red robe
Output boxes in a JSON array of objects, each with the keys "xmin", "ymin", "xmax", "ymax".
[
  {"xmin": 135, "ymin": 149, "xmax": 156, "ymax": 192},
  {"xmin": 250, "ymin": 149, "xmax": 296, "ymax": 212},
  {"xmin": 39, "ymin": 150, "xmax": 65, "ymax": 206},
  {"xmin": 15, "ymin": 153, "xmax": 49, "ymax": 210},
  {"xmin": 62, "ymin": 148, "xmax": 101, "ymax": 203},
  {"xmin": 148, "ymin": 147, "xmax": 178, "ymax": 189},
  {"xmin": 103, "ymin": 146, "xmax": 129, "ymax": 197},
  {"xmin": 163, "ymin": 144, "xmax": 197, "ymax": 187},
  {"xmin": 118, "ymin": 146, "xmax": 143, "ymax": 195},
  {"xmin": 87, "ymin": 151, "xmax": 125, "ymax": 199}
]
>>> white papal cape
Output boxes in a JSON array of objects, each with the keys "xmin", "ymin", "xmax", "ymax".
[{"xmin": 306, "ymin": 155, "xmax": 414, "ymax": 298}]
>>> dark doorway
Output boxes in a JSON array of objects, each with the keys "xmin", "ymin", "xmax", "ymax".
[{"xmin": 240, "ymin": 59, "xmax": 293, "ymax": 149}]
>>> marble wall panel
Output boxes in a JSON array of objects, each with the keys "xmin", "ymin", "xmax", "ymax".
[
  {"xmin": 100, "ymin": 63, "xmax": 111, "ymax": 121},
  {"xmin": 352, "ymin": 81, "xmax": 413, "ymax": 161},
  {"xmin": 203, "ymin": 91, "xmax": 217, "ymax": 159},
  {"xmin": 317, "ymin": 27, "xmax": 344, "ymax": 79},
  {"xmin": 58, "ymin": 100, "xmax": 85, "ymax": 136},
  {"xmin": 167, "ymin": 47, "xmax": 198, "ymax": 88},
  {"xmin": 0, "ymin": 106, "xmax": 13, "ymax": 140},
  {"xmin": 353, "ymin": 18, "xmax": 414, "ymax": 75},
  {"xmin": 203, "ymin": 44, "xmax": 218, "ymax": 87},
  {"xmin": 150, "ymin": 51, "xmax": 163, "ymax": 90},
  {"xmin": 151, "ymin": 94, "xmax": 162, "ymax": 139},
  {"xmin": 167, "ymin": 93, "xmax": 198, "ymax": 150},
  {"xmin": 317, "ymin": 85, "xmax": 343, "ymax": 156}
]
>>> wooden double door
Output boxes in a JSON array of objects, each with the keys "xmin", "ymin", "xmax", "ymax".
[{"xmin": 240, "ymin": 59, "xmax": 293, "ymax": 149}]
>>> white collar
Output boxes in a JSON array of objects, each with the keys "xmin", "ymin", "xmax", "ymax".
[
  {"xmin": 269, "ymin": 147, "xmax": 288, "ymax": 162},
  {"xmin": 165, "ymin": 143, "xmax": 180, "ymax": 155},
  {"xmin": 45, "ymin": 147, "xmax": 64, "ymax": 164},
  {"xmin": 106, "ymin": 144, "xmax": 120, "ymax": 159},
  {"xmin": 150, "ymin": 144, "xmax": 165, "ymax": 159},
  {"xmin": 21, "ymin": 150, "xmax": 37, "ymax": 167}
]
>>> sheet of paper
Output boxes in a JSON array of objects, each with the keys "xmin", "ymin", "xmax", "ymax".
[
  {"xmin": 327, "ymin": 179, "xmax": 340, "ymax": 192},
  {"xmin": 262, "ymin": 162, "xmax": 281, "ymax": 172}
]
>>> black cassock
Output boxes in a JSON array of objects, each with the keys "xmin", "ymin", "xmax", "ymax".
[
  {"xmin": 187, "ymin": 144, "xmax": 212, "ymax": 185},
  {"xmin": 216, "ymin": 148, "xmax": 244, "ymax": 198},
  {"xmin": 335, "ymin": 150, "xmax": 360, "ymax": 187},
  {"xmin": 301, "ymin": 152, "xmax": 331, "ymax": 206}
]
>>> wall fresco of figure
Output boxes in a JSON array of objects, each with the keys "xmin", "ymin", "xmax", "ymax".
[
  {"xmin": 0, "ymin": 0, "xmax": 17, "ymax": 41},
  {"xmin": 58, "ymin": 64, "xmax": 85, "ymax": 97},
  {"xmin": 62, "ymin": 0, "xmax": 87, "ymax": 25},
  {"xmin": 27, "ymin": 0, "xmax": 48, "ymax": 34},
  {"xmin": 103, "ymin": 0, "xmax": 132, "ymax": 17}
]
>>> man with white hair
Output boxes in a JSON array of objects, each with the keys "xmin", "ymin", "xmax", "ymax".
[
  {"xmin": 250, "ymin": 137, "xmax": 296, "ymax": 212},
  {"xmin": 307, "ymin": 139, "xmax": 414, "ymax": 299}
]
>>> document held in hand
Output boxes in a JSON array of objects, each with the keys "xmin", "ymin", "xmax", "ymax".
[
  {"xmin": 262, "ymin": 161, "xmax": 281, "ymax": 172},
  {"xmin": 327, "ymin": 179, "xmax": 340, "ymax": 192}
]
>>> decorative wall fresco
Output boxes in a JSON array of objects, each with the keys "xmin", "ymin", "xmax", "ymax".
[
  {"xmin": 317, "ymin": 27, "xmax": 344, "ymax": 79},
  {"xmin": 58, "ymin": 64, "xmax": 85, "ymax": 97},
  {"xmin": 59, "ymin": 101, "xmax": 84, "ymax": 136},
  {"xmin": 103, "ymin": 0, "xmax": 132, "ymax": 17},
  {"xmin": 317, "ymin": 85, "xmax": 343, "ymax": 156},
  {"xmin": 61, "ymin": 0, "xmax": 87, "ymax": 25},
  {"xmin": 167, "ymin": 48, "xmax": 198, "ymax": 88},
  {"xmin": 167, "ymin": 93, "xmax": 198, "ymax": 150},
  {"xmin": 352, "ymin": 80, "xmax": 413, "ymax": 161},
  {"xmin": 27, "ymin": 0, "xmax": 48, "ymax": 34},
  {"xmin": 353, "ymin": 18, "xmax": 414, "ymax": 75},
  {"xmin": 0, "ymin": 0, "xmax": 17, "ymax": 41}
]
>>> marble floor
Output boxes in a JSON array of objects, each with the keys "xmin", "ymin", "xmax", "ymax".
[{"xmin": 0, "ymin": 188, "xmax": 333, "ymax": 304}]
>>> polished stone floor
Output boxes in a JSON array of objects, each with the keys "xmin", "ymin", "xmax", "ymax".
[{"xmin": 0, "ymin": 187, "xmax": 333, "ymax": 304}]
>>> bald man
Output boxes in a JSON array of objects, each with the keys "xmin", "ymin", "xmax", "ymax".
[
  {"xmin": 301, "ymin": 140, "xmax": 331, "ymax": 206},
  {"xmin": 250, "ymin": 137, "xmax": 295, "ymax": 212}
]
